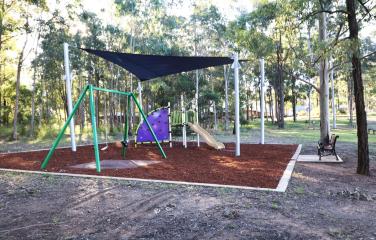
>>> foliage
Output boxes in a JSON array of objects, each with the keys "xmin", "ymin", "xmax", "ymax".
[{"xmin": 0, "ymin": 0, "xmax": 376, "ymax": 145}]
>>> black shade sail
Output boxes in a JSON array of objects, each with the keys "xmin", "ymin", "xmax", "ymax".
[{"xmin": 81, "ymin": 48, "xmax": 234, "ymax": 81}]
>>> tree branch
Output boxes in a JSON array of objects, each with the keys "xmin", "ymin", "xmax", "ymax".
[
  {"xmin": 356, "ymin": 0, "xmax": 373, "ymax": 17},
  {"xmin": 282, "ymin": 68, "xmax": 320, "ymax": 94},
  {"xmin": 328, "ymin": 49, "xmax": 376, "ymax": 71}
]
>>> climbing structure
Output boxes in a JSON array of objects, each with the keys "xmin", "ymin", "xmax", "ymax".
[{"xmin": 136, "ymin": 105, "xmax": 172, "ymax": 147}]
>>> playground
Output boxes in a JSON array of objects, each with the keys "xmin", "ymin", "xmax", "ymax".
[{"xmin": 2, "ymin": 0, "xmax": 376, "ymax": 239}]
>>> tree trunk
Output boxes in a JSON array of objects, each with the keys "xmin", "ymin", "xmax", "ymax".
[
  {"xmin": 30, "ymin": 33, "xmax": 41, "ymax": 137},
  {"xmin": 12, "ymin": 58, "xmax": 22, "ymax": 140},
  {"xmin": 12, "ymin": 35, "xmax": 28, "ymax": 140},
  {"xmin": 274, "ymin": 89, "xmax": 278, "ymax": 125},
  {"xmin": 319, "ymin": 9, "xmax": 330, "ymax": 144},
  {"xmin": 307, "ymin": 23, "xmax": 314, "ymax": 127},
  {"xmin": 269, "ymin": 87, "xmax": 274, "ymax": 124},
  {"xmin": 348, "ymin": 75, "xmax": 354, "ymax": 126},
  {"xmin": 292, "ymin": 75, "xmax": 297, "ymax": 122},
  {"xmin": 246, "ymin": 103, "xmax": 250, "ymax": 121},
  {"xmin": 213, "ymin": 101, "xmax": 217, "ymax": 130},
  {"xmin": 276, "ymin": 32, "xmax": 284, "ymax": 128},
  {"xmin": 346, "ymin": 0, "xmax": 369, "ymax": 175}
]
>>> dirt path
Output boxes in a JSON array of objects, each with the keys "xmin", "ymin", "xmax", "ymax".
[{"xmin": 0, "ymin": 143, "xmax": 375, "ymax": 239}]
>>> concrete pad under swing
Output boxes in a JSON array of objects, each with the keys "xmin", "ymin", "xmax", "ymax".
[
  {"xmin": 70, "ymin": 160, "xmax": 161, "ymax": 170},
  {"xmin": 297, "ymin": 155, "xmax": 343, "ymax": 163}
]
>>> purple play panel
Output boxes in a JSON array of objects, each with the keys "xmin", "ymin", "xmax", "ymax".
[{"xmin": 137, "ymin": 107, "xmax": 169, "ymax": 143}]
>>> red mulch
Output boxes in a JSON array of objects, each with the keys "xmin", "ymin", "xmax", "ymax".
[{"xmin": 0, "ymin": 142, "xmax": 298, "ymax": 189}]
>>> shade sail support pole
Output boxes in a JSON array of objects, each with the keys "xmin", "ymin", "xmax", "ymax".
[
  {"xmin": 138, "ymin": 81, "xmax": 142, "ymax": 111},
  {"xmin": 64, "ymin": 43, "xmax": 76, "ymax": 152},
  {"xmin": 260, "ymin": 58, "xmax": 265, "ymax": 144},
  {"xmin": 232, "ymin": 53, "xmax": 241, "ymax": 156},
  {"xmin": 181, "ymin": 94, "xmax": 187, "ymax": 148},
  {"xmin": 195, "ymin": 70, "xmax": 200, "ymax": 147}
]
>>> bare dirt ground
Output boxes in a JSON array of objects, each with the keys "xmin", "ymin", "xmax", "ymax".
[{"xmin": 0, "ymin": 139, "xmax": 375, "ymax": 239}]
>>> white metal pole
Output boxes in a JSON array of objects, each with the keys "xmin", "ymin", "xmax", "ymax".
[
  {"xmin": 330, "ymin": 60, "xmax": 336, "ymax": 129},
  {"xmin": 63, "ymin": 43, "xmax": 76, "ymax": 152},
  {"xmin": 232, "ymin": 53, "xmax": 240, "ymax": 156},
  {"xmin": 195, "ymin": 70, "xmax": 200, "ymax": 147},
  {"xmin": 138, "ymin": 81, "xmax": 142, "ymax": 110},
  {"xmin": 137, "ymin": 80, "xmax": 143, "ymax": 126},
  {"xmin": 168, "ymin": 102, "xmax": 172, "ymax": 148},
  {"xmin": 260, "ymin": 58, "xmax": 265, "ymax": 144},
  {"xmin": 181, "ymin": 94, "xmax": 187, "ymax": 148}
]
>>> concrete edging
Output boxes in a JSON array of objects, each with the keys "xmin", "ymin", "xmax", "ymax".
[{"xmin": 275, "ymin": 144, "xmax": 302, "ymax": 192}]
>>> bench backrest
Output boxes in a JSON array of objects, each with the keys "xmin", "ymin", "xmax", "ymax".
[{"xmin": 331, "ymin": 135, "xmax": 339, "ymax": 148}]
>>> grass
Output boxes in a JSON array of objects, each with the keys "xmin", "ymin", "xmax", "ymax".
[
  {"xmin": 1, "ymin": 115, "xmax": 375, "ymax": 156},
  {"xmin": 242, "ymin": 116, "xmax": 376, "ymax": 144}
]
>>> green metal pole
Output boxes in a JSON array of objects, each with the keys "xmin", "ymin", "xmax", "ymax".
[
  {"xmin": 89, "ymin": 85, "xmax": 101, "ymax": 173},
  {"xmin": 41, "ymin": 85, "xmax": 89, "ymax": 169},
  {"xmin": 131, "ymin": 94, "xmax": 167, "ymax": 159},
  {"xmin": 122, "ymin": 95, "xmax": 130, "ymax": 158},
  {"xmin": 92, "ymin": 86, "xmax": 131, "ymax": 96}
]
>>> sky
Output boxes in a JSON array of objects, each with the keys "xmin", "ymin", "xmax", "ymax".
[{"xmin": 78, "ymin": 0, "xmax": 255, "ymax": 21}]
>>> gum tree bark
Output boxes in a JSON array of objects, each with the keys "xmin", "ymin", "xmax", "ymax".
[
  {"xmin": 276, "ymin": 32, "xmax": 284, "ymax": 129},
  {"xmin": 346, "ymin": 0, "xmax": 369, "ymax": 175},
  {"xmin": 347, "ymin": 75, "xmax": 354, "ymax": 127},
  {"xmin": 318, "ymin": 7, "xmax": 330, "ymax": 144}
]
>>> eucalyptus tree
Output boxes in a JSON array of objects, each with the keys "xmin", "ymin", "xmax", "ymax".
[
  {"xmin": 232, "ymin": 1, "xmax": 298, "ymax": 129},
  {"xmin": 33, "ymin": 11, "xmax": 71, "ymax": 125},
  {"xmin": 345, "ymin": 0, "xmax": 372, "ymax": 175},
  {"xmin": 0, "ymin": 0, "xmax": 19, "ymax": 126},
  {"xmin": 295, "ymin": 0, "xmax": 373, "ymax": 175},
  {"xmin": 10, "ymin": 0, "xmax": 47, "ymax": 139},
  {"xmin": 190, "ymin": 4, "xmax": 228, "ymax": 129}
]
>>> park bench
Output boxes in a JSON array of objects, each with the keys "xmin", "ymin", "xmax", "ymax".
[
  {"xmin": 317, "ymin": 134, "xmax": 339, "ymax": 160},
  {"xmin": 368, "ymin": 126, "xmax": 376, "ymax": 134}
]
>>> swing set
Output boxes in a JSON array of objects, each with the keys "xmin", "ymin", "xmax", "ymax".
[
  {"xmin": 40, "ymin": 84, "xmax": 166, "ymax": 173},
  {"xmin": 41, "ymin": 45, "xmax": 243, "ymax": 174}
]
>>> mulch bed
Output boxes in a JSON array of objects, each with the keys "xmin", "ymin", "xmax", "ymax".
[{"xmin": 0, "ymin": 142, "xmax": 298, "ymax": 189}]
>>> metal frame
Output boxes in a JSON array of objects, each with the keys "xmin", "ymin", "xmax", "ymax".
[
  {"xmin": 232, "ymin": 53, "xmax": 241, "ymax": 156},
  {"xmin": 63, "ymin": 43, "xmax": 76, "ymax": 151},
  {"xmin": 41, "ymin": 84, "xmax": 167, "ymax": 173},
  {"xmin": 260, "ymin": 58, "xmax": 265, "ymax": 144}
]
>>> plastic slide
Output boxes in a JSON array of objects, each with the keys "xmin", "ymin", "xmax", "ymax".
[{"xmin": 187, "ymin": 122, "xmax": 225, "ymax": 150}]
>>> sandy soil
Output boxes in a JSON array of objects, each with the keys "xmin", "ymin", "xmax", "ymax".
[{"xmin": 0, "ymin": 141, "xmax": 375, "ymax": 239}]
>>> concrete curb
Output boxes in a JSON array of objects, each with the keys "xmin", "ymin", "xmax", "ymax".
[{"xmin": 275, "ymin": 144, "xmax": 302, "ymax": 192}]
